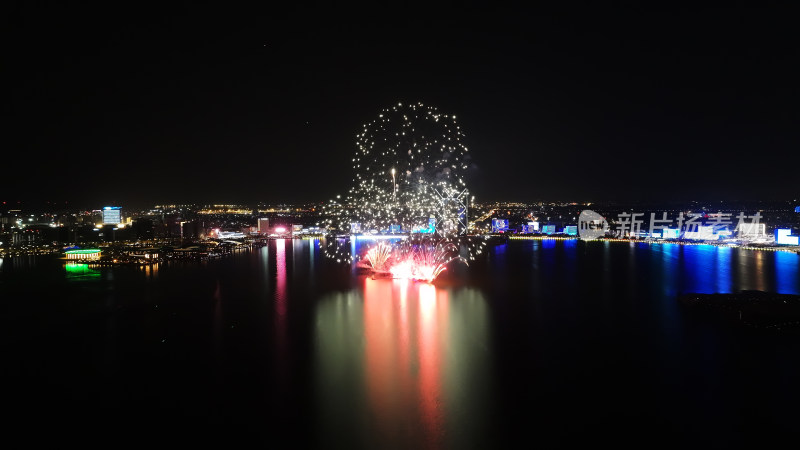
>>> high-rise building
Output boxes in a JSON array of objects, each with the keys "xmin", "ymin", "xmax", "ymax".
[
  {"xmin": 258, "ymin": 218, "xmax": 270, "ymax": 234},
  {"xmin": 102, "ymin": 206, "xmax": 121, "ymax": 224},
  {"xmin": 132, "ymin": 218, "xmax": 154, "ymax": 240}
]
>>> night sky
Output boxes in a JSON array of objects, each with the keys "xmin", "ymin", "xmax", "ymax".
[{"xmin": 6, "ymin": 3, "xmax": 799, "ymax": 209}]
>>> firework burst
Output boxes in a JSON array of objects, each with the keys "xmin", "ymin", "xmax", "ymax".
[
  {"xmin": 320, "ymin": 102, "xmax": 486, "ymax": 280},
  {"xmin": 363, "ymin": 241, "xmax": 393, "ymax": 272},
  {"xmin": 388, "ymin": 236, "xmax": 465, "ymax": 282}
]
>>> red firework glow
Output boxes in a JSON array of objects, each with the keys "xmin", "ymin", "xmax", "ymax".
[{"xmin": 362, "ymin": 237, "xmax": 465, "ymax": 282}]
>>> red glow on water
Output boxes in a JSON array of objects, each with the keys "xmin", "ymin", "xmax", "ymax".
[
  {"xmin": 276, "ymin": 239, "xmax": 287, "ymax": 316},
  {"xmin": 363, "ymin": 278, "xmax": 449, "ymax": 447},
  {"xmin": 417, "ymin": 283, "xmax": 447, "ymax": 444},
  {"xmin": 388, "ymin": 260, "xmax": 447, "ymax": 282},
  {"xmin": 364, "ymin": 278, "xmax": 400, "ymax": 436},
  {"xmin": 274, "ymin": 239, "xmax": 289, "ymax": 386}
]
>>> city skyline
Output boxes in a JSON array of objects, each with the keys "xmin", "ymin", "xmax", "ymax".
[
  {"xmin": 5, "ymin": 5, "xmax": 800, "ymax": 448},
  {"xmin": 7, "ymin": 4, "xmax": 799, "ymax": 207}
]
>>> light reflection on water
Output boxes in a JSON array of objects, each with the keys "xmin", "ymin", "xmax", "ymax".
[
  {"xmin": 2, "ymin": 239, "xmax": 798, "ymax": 447},
  {"xmin": 676, "ymin": 244, "xmax": 788, "ymax": 294},
  {"xmin": 775, "ymin": 250, "xmax": 800, "ymax": 294},
  {"xmin": 275, "ymin": 238, "xmax": 289, "ymax": 385},
  {"xmin": 315, "ymin": 278, "xmax": 491, "ymax": 449},
  {"xmin": 64, "ymin": 262, "xmax": 101, "ymax": 280}
]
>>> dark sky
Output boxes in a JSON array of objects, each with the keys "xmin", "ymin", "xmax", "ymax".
[{"xmin": 6, "ymin": 2, "xmax": 799, "ymax": 209}]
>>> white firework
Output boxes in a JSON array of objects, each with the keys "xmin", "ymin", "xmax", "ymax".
[{"xmin": 321, "ymin": 101, "xmax": 485, "ymax": 272}]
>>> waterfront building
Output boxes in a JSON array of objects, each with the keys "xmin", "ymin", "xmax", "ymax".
[
  {"xmin": 65, "ymin": 249, "xmax": 101, "ymax": 260},
  {"xmin": 684, "ymin": 225, "xmax": 718, "ymax": 240},
  {"xmin": 662, "ymin": 228, "xmax": 680, "ymax": 239},
  {"xmin": 775, "ymin": 228, "xmax": 800, "ymax": 245}
]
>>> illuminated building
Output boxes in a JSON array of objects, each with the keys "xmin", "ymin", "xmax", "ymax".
[
  {"xmin": 65, "ymin": 249, "xmax": 101, "ymax": 260},
  {"xmin": 661, "ymin": 228, "xmax": 680, "ymax": 239},
  {"xmin": 102, "ymin": 206, "xmax": 121, "ymax": 224},
  {"xmin": 564, "ymin": 225, "xmax": 578, "ymax": 236},
  {"xmin": 216, "ymin": 230, "xmax": 247, "ymax": 239},
  {"xmin": 412, "ymin": 217, "xmax": 437, "ymax": 234},
  {"xmin": 736, "ymin": 223, "xmax": 766, "ymax": 239},
  {"xmin": 198, "ymin": 207, "xmax": 252, "ymax": 215},
  {"xmin": 684, "ymin": 226, "xmax": 718, "ymax": 240},
  {"xmin": 491, "ymin": 219, "xmax": 509, "ymax": 233},
  {"xmin": 775, "ymin": 229, "xmax": 800, "ymax": 245},
  {"xmin": 299, "ymin": 226, "xmax": 324, "ymax": 235},
  {"xmin": 542, "ymin": 225, "xmax": 556, "ymax": 235}
]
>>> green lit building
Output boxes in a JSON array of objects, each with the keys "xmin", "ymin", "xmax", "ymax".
[{"xmin": 65, "ymin": 249, "xmax": 101, "ymax": 261}]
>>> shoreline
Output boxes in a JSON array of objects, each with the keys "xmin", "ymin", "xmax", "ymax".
[{"xmin": 507, "ymin": 235, "xmax": 800, "ymax": 253}]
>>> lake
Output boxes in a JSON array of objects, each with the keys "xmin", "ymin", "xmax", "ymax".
[{"xmin": 1, "ymin": 239, "xmax": 799, "ymax": 448}]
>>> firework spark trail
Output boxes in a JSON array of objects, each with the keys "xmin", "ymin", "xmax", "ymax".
[
  {"xmin": 364, "ymin": 242, "xmax": 393, "ymax": 272},
  {"xmin": 323, "ymin": 102, "xmax": 470, "ymax": 237},
  {"xmin": 320, "ymin": 102, "xmax": 487, "ymax": 280},
  {"xmin": 389, "ymin": 238, "xmax": 465, "ymax": 282}
]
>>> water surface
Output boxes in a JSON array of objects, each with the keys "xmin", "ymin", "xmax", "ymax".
[{"xmin": 1, "ymin": 240, "xmax": 798, "ymax": 448}]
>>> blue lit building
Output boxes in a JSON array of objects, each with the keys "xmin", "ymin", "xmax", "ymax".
[
  {"xmin": 102, "ymin": 206, "xmax": 121, "ymax": 224},
  {"xmin": 492, "ymin": 218, "xmax": 509, "ymax": 233},
  {"xmin": 775, "ymin": 228, "xmax": 800, "ymax": 245},
  {"xmin": 662, "ymin": 228, "xmax": 680, "ymax": 239},
  {"xmin": 412, "ymin": 217, "xmax": 436, "ymax": 234}
]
